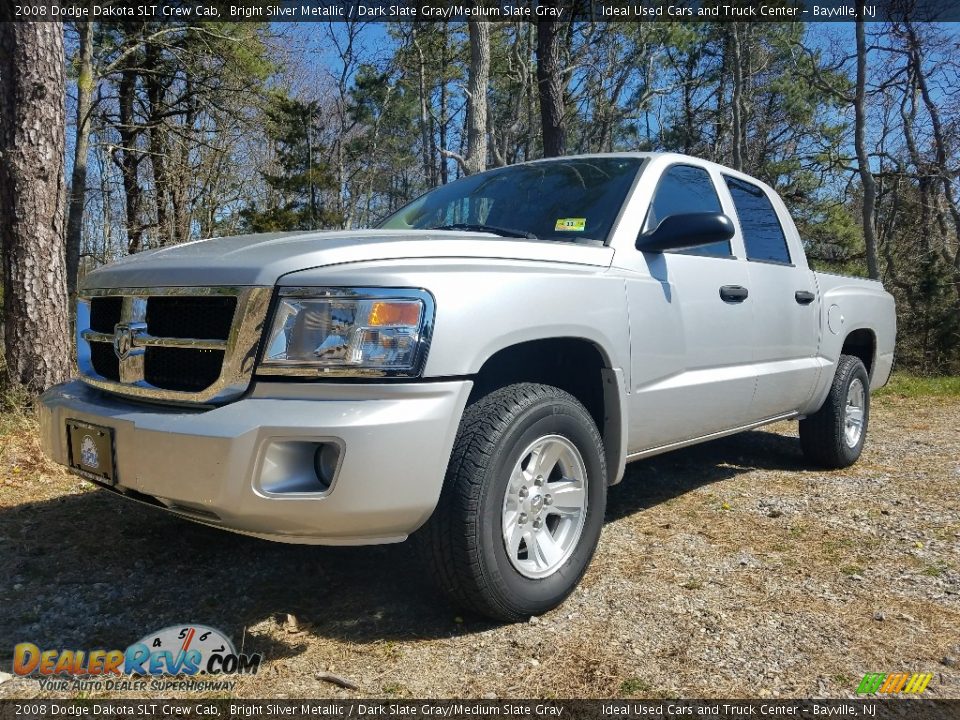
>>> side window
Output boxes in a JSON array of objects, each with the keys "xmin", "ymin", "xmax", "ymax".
[
  {"xmin": 643, "ymin": 165, "xmax": 729, "ymax": 257},
  {"xmin": 723, "ymin": 176, "xmax": 791, "ymax": 264}
]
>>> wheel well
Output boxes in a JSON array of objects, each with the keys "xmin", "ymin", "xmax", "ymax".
[
  {"xmin": 469, "ymin": 338, "xmax": 622, "ymax": 483},
  {"xmin": 841, "ymin": 329, "xmax": 876, "ymax": 378}
]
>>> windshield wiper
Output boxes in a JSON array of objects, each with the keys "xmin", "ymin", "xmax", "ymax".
[{"xmin": 433, "ymin": 223, "xmax": 539, "ymax": 240}]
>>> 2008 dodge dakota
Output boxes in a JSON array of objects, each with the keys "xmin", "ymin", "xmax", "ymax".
[{"xmin": 40, "ymin": 153, "xmax": 896, "ymax": 620}]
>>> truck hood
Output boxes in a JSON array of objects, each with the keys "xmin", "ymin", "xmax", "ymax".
[{"xmin": 82, "ymin": 229, "xmax": 615, "ymax": 289}]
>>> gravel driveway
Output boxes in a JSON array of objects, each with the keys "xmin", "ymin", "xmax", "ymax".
[{"xmin": 1, "ymin": 392, "xmax": 957, "ymax": 699}]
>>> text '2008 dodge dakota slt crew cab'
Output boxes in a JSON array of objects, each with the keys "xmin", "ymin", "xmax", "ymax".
[{"xmin": 40, "ymin": 153, "xmax": 896, "ymax": 621}]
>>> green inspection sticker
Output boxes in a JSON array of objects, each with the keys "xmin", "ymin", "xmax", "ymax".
[{"xmin": 555, "ymin": 218, "xmax": 586, "ymax": 232}]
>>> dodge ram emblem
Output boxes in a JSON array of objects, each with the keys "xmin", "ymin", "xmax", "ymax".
[{"xmin": 113, "ymin": 324, "xmax": 134, "ymax": 361}]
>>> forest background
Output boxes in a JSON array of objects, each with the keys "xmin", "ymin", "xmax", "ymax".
[{"xmin": 1, "ymin": 13, "xmax": 959, "ymax": 393}]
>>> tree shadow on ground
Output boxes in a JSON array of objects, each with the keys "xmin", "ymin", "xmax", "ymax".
[{"xmin": 0, "ymin": 428, "xmax": 805, "ymax": 665}]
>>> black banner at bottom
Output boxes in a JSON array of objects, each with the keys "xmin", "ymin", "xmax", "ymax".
[{"xmin": 1, "ymin": 699, "xmax": 959, "ymax": 720}]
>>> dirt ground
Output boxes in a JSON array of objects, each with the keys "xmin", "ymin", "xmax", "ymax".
[{"xmin": 0, "ymin": 390, "xmax": 957, "ymax": 700}]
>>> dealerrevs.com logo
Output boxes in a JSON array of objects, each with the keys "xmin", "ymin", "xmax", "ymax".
[{"xmin": 13, "ymin": 624, "xmax": 262, "ymax": 692}]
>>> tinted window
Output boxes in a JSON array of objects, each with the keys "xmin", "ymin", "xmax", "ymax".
[
  {"xmin": 724, "ymin": 176, "xmax": 791, "ymax": 264},
  {"xmin": 644, "ymin": 165, "xmax": 729, "ymax": 257},
  {"xmin": 379, "ymin": 158, "xmax": 641, "ymax": 244}
]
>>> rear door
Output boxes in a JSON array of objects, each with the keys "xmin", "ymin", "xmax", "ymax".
[
  {"xmin": 621, "ymin": 163, "xmax": 757, "ymax": 452},
  {"xmin": 720, "ymin": 174, "xmax": 821, "ymax": 420}
]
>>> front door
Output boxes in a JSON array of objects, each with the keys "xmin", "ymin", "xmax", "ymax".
[{"xmin": 622, "ymin": 163, "xmax": 757, "ymax": 453}]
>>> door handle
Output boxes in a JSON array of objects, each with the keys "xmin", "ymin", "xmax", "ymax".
[
  {"xmin": 795, "ymin": 290, "xmax": 816, "ymax": 305},
  {"xmin": 719, "ymin": 285, "xmax": 749, "ymax": 303}
]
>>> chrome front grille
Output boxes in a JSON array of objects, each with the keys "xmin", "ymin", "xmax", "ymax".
[{"xmin": 77, "ymin": 287, "xmax": 273, "ymax": 404}]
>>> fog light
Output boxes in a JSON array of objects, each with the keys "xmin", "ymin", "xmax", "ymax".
[
  {"xmin": 314, "ymin": 443, "xmax": 341, "ymax": 488},
  {"xmin": 258, "ymin": 440, "xmax": 342, "ymax": 495}
]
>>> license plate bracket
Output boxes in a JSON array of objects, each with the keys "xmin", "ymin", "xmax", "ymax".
[{"xmin": 67, "ymin": 420, "xmax": 117, "ymax": 485}]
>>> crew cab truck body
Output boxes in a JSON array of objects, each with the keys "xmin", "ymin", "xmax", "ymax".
[{"xmin": 39, "ymin": 153, "xmax": 895, "ymax": 620}]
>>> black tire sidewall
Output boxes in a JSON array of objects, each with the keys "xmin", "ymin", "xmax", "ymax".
[
  {"xmin": 836, "ymin": 359, "xmax": 870, "ymax": 464},
  {"xmin": 475, "ymin": 396, "xmax": 606, "ymax": 616}
]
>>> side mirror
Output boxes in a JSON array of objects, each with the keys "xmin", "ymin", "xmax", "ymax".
[{"xmin": 636, "ymin": 212, "xmax": 735, "ymax": 253}]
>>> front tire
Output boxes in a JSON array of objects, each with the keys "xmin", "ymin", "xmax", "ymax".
[
  {"xmin": 800, "ymin": 354, "xmax": 870, "ymax": 469},
  {"xmin": 421, "ymin": 383, "xmax": 607, "ymax": 622}
]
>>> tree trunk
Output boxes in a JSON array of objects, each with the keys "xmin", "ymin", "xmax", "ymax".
[
  {"xmin": 903, "ymin": 20, "xmax": 960, "ymax": 310},
  {"xmin": 904, "ymin": 23, "xmax": 960, "ymax": 247},
  {"xmin": 713, "ymin": 43, "xmax": 728, "ymax": 162},
  {"xmin": 439, "ymin": 33, "xmax": 449, "ymax": 184},
  {"xmin": 729, "ymin": 24, "xmax": 744, "ymax": 171},
  {"xmin": 412, "ymin": 27, "xmax": 435, "ymax": 187},
  {"xmin": 536, "ymin": 14, "xmax": 565, "ymax": 157},
  {"xmin": 464, "ymin": 20, "xmax": 489, "ymax": 175},
  {"xmin": 0, "ymin": 22, "xmax": 71, "ymax": 393},
  {"xmin": 171, "ymin": 78, "xmax": 195, "ymax": 243},
  {"xmin": 116, "ymin": 63, "xmax": 145, "ymax": 254},
  {"xmin": 145, "ymin": 43, "xmax": 173, "ymax": 246},
  {"xmin": 525, "ymin": 23, "xmax": 534, "ymax": 161},
  {"xmin": 442, "ymin": 20, "xmax": 490, "ymax": 176},
  {"xmin": 65, "ymin": 20, "xmax": 93, "ymax": 299},
  {"xmin": 682, "ymin": 52, "xmax": 696, "ymax": 155},
  {"xmin": 854, "ymin": 8, "xmax": 880, "ymax": 279}
]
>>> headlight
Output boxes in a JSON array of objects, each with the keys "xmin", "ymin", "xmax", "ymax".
[{"xmin": 258, "ymin": 288, "xmax": 433, "ymax": 377}]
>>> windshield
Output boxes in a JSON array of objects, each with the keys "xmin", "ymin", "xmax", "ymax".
[{"xmin": 378, "ymin": 157, "xmax": 643, "ymax": 244}]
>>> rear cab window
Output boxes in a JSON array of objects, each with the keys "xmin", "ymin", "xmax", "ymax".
[{"xmin": 723, "ymin": 175, "xmax": 792, "ymax": 265}]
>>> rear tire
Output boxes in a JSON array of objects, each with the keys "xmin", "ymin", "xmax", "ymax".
[
  {"xmin": 420, "ymin": 383, "xmax": 606, "ymax": 622},
  {"xmin": 800, "ymin": 354, "xmax": 870, "ymax": 469}
]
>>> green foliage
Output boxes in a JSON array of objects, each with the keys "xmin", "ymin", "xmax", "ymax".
[
  {"xmin": 876, "ymin": 374, "xmax": 960, "ymax": 399},
  {"xmin": 875, "ymin": 182, "xmax": 960, "ymax": 374},
  {"xmin": 343, "ymin": 64, "xmax": 421, "ymax": 223},
  {"xmin": 619, "ymin": 677, "xmax": 653, "ymax": 696},
  {"xmin": 801, "ymin": 201, "xmax": 865, "ymax": 274},
  {"xmin": 240, "ymin": 92, "xmax": 340, "ymax": 232},
  {"xmin": 198, "ymin": 23, "xmax": 276, "ymax": 82}
]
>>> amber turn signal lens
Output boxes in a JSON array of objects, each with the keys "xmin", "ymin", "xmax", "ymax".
[{"xmin": 368, "ymin": 301, "xmax": 421, "ymax": 327}]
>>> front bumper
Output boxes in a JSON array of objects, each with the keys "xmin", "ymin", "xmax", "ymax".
[{"xmin": 39, "ymin": 379, "xmax": 472, "ymax": 545}]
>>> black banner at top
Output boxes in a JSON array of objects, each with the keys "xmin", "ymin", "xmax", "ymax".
[{"xmin": 3, "ymin": 0, "xmax": 960, "ymax": 23}]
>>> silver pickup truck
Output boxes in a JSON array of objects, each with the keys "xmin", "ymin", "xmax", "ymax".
[{"xmin": 39, "ymin": 153, "xmax": 895, "ymax": 621}]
